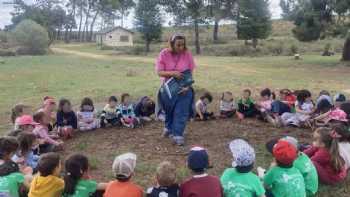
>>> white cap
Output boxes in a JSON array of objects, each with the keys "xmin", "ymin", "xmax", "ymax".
[{"xmin": 112, "ymin": 153, "xmax": 137, "ymax": 178}]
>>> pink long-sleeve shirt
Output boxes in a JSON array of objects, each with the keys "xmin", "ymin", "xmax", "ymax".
[
  {"xmin": 33, "ymin": 124, "xmax": 59, "ymax": 146},
  {"xmin": 155, "ymin": 48, "xmax": 196, "ymax": 82}
]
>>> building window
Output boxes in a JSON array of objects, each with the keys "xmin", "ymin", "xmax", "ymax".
[
  {"xmin": 120, "ymin": 35, "xmax": 129, "ymax": 42},
  {"xmin": 109, "ymin": 35, "xmax": 113, "ymax": 39}
]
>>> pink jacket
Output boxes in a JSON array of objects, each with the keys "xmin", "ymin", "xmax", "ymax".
[{"xmin": 33, "ymin": 125, "xmax": 59, "ymax": 146}]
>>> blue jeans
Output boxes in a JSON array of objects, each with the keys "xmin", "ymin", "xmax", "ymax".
[
  {"xmin": 161, "ymin": 88, "xmax": 193, "ymax": 137},
  {"xmin": 271, "ymin": 100, "xmax": 291, "ymax": 115}
]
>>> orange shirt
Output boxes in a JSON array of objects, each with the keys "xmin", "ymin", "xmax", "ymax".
[{"xmin": 103, "ymin": 180, "xmax": 143, "ymax": 197}]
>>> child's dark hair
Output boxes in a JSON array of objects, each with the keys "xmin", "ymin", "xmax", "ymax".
[
  {"xmin": 37, "ymin": 153, "xmax": 61, "ymax": 177},
  {"xmin": 332, "ymin": 122, "xmax": 350, "ymax": 142},
  {"xmin": 108, "ymin": 96, "xmax": 118, "ymax": 103},
  {"xmin": 142, "ymin": 98, "xmax": 155, "ymax": 114},
  {"xmin": 17, "ymin": 132, "xmax": 36, "ymax": 156},
  {"xmin": 317, "ymin": 99, "xmax": 333, "ymax": 114},
  {"xmin": 296, "ymin": 89, "xmax": 312, "ymax": 107},
  {"xmin": 63, "ymin": 154, "xmax": 89, "ymax": 195},
  {"xmin": 33, "ymin": 111, "xmax": 46, "ymax": 123},
  {"xmin": 260, "ymin": 88, "xmax": 271, "ymax": 97},
  {"xmin": 11, "ymin": 104, "xmax": 28, "ymax": 124},
  {"xmin": 121, "ymin": 93, "xmax": 130, "ymax": 103},
  {"xmin": 0, "ymin": 137, "xmax": 18, "ymax": 160},
  {"xmin": 243, "ymin": 89, "xmax": 251, "ymax": 96},
  {"xmin": 58, "ymin": 98, "xmax": 71, "ymax": 112},
  {"xmin": 276, "ymin": 161, "xmax": 293, "ymax": 168},
  {"xmin": 80, "ymin": 97, "xmax": 94, "ymax": 112},
  {"xmin": 200, "ymin": 92, "xmax": 213, "ymax": 103},
  {"xmin": 221, "ymin": 91, "xmax": 233, "ymax": 101},
  {"xmin": 236, "ymin": 163, "xmax": 254, "ymax": 173},
  {"xmin": 317, "ymin": 127, "xmax": 345, "ymax": 172},
  {"xmin": 280, "ymin": 89, "xmax": 292, "ymax": 96},
  {"xmin": 116, "ymin": 175, "xmax": 131, "ymax": 182}
]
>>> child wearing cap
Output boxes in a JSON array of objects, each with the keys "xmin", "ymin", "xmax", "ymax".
[
  {"xmin": 146, "ymin": 161, "xmax": 179, "ymax": 197},
  {"xmin": 180, "ymin": 147, "xmax": 223, "ymax": 197},
  {"xmin": 221, "ymin": 139, "xmax": 265, "ymax": 197},
  {"xmin": 16, "ymin": 115, "xmax": 38, "ymax": 133},
  {"xmin": 28, "ymin": 153, "xmax": 64, "ymax": 197},
  {"xmin": 104, "ymin": 153, "xmax": 143, "ymax": 197},
  {"xmin": 266, "ymin": 136, "xmax": 318, "ymax": 196},
  {"xmin": 263, "ymin": 140, "xmax": 306, "ymax": 197},
  {"xmin": 304, "ymin": 127, "xmax": 347, "ymax": 185}
]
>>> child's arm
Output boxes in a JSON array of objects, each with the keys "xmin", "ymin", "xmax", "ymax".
[
  {"xmin": 313, "ymin": 111, "xmax": 331, "ymax": 121},
  {"xmin": 195, "ymin": 102, "xmax": 204, "ymax": 120},
  {"xmin": 303, "ymin": 146, "xmax": 318, "ymax": 158},
  {"xmin": 96, "ymin": 182, "xmax": 108, "ymax": 191}
]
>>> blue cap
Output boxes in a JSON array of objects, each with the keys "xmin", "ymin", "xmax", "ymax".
[{"xmin": 187, "ymin": 146, "xmax": 209, "ymax": 172}]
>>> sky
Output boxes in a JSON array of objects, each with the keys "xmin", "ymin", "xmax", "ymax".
[{"xmin": 0, "ymin": 0, "xmax": 282, "ymax": 29}]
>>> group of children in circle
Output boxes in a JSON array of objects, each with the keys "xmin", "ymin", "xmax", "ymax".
[{"xmin": 0, "ymin": 88, "xmax": 349, "ymax": 197}]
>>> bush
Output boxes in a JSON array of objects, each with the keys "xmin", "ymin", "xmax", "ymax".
[
  {"xmin": 0, "ymin": 31, "xmax": 8, "ymax": 43},
  {"xmin": 289, "ymin": 44, "xmax": 298, "ymax": 55},
  {"xmin": 267, "ymin": 42, "xmax": 284, "ymax": 55},
  {"xmin": 0, "ymin": 49, "xmax": 16, "ymax": 56},
  {"xmin": 13, "ymin": 20, "xmax": 49, "ymax": 55}
]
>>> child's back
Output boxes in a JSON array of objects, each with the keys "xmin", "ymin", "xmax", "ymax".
[
  {"xmin": 147, "ymin": 184, "xmax": 179, "ymax": 197},
  {"xmin": 264, "ymin": 166, "xmax": 306, "ymax": 197},
  {"xmin": 104, "ymin": 180, "xmax": 143, "ymax": 197},
  {"xmin": 29, "ymin": 174, "xmax": 64, "ymax": 197},
  {"xmin": 0, "ymin": 169, "xmax": 24, "ymax": 197},
  {"xmin": 180, "ymin": 174, "xmax": 222, "ymax": 197},
  {"xmin": 294, "ymin": 153, "xmax": 318, "ymax": 196}
]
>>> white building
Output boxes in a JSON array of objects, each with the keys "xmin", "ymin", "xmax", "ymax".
[{"xmin": 95, "ymin": 26, "xmax": 134, "ymax": 47}]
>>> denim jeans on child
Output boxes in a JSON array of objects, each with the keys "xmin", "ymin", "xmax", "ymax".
[{"xmin": 160, "ymin": 88, "xmax": 193, "ymax": 139}]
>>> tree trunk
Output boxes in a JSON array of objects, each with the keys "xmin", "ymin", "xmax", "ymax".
[
  {"xmin": 146, "ymin": 40, "xmax": 151, "ymax": 53},
  {"xmin": 194, "ymin": 18, "xmax": 201, "ymax": 55},
  {"xmin": 89, "ymin": 10, "xmax": 99, "ymax": 42},
  {"xmin": 82, "ymin": 6, "xmax": 91, "ymax": 42},
  {"xmin": 343, "ymin": 36, "xmax": 350, "ymax": 61},
  {"xmin": 78, "ymin": 5, "xmax": 84, "ymax": 42},
  {"xmin": 213, "ymin": 19, "xmax": 219, "ymax": 42},
  {"xmin": 68, "ymin": 0, "xmax": 76, "ymax": 42},
  {"xmin": 64, "ymin": 27, "xmax": 69, "ymax": 43},
  {"xmin": 252, "ymin": 38, "xmax": 258, "ymax": 48}
]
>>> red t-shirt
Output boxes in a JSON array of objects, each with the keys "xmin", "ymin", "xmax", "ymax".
[
  {"xmin": 180, "ymin": 174, "xmax": 223, "ymax": 197},
  {"xmin": 103, "ymin": 180, "xmax": 143, "ymax": 197}
]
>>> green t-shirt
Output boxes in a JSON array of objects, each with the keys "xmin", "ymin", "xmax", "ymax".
[
  {"xmin": 294, "ymin": 153, "xmax": 318, "ymax": 196},
  {"xmin": 0, "ymin": 172, "xmax": 24, "ymax": 197},
  {"xmin": 221, "ymin": 168, "xmax": 265, "ymax": 197},
  {"xmin": 264, "ymin": 166, "xmax": 306, "ymax": 197},
  {"xmin": 238, "ymin": 98, "xmax": 255, "ymax": 106},
  {"xmin": 64, "ymin": 179, "xmax": 97, "ymax": 197}
]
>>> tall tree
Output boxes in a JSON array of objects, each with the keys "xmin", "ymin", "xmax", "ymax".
[
  {"xmin": 237, "ymin": 0, "xmax": 272, "ymax": 48},
  {"xmin": 279, "ymin": 0, "xmax": 299, "ymax": 20},
  {"xmin": 134, "ymin": 0, "xmax": 162, "ymax": 52},
  {"xmin": 117, "ymin": 0, "xmax": 135, "ymax": 27}
]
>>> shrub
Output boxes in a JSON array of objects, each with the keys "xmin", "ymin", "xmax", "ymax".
[
  {"xmin": 267, "ymin": 41, "xmax": 284, "ymax": 55},
  {"xmin": 0, "ymin": 31, "xmax": 8, "ymax": 43},
  {"xmin": 13, "ymin": 20, "xmax": 49, "ymax": 55},
  {"xmin": 0, "ymin": 49, "xmax": 16, "ymax": 56},
  {"xmin": 289, "ymin": 44, "xmax": 298, "ymax": 55}
]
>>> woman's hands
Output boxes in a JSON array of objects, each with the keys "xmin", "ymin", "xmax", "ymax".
[
  {"xmin": 172, "ymin": 71, "xmax": 183, "ymax": 79},
  {"xmin": 158, "ymin": 71, "xmax": 183, "ymax": 80}
]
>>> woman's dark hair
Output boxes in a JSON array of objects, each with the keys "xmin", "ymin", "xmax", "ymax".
[
  {"xmin": 200, "ymin": 92, "xmax": 213, "ymax": 103},
  {"xmin": 316, "ymin": 127, "xmax": 345, "ymax": 172},
  {"xmin": 0, "ymin": 137, "xmax": 19, "ymax": 160},
  {"xmin": 260, "ymin": 88, "xmax": 272, "ymax": 97},
  {"xmin": 17, "ymin": 132, "xmax": 36, "ymax": 156},
  {"xmin": 37, "ymin": 153, "xmax": 61, "ymax": 177},
  {"xmin": 11, "ymin": 104, "xmax": 28, "ymax": 124},
  {"xmin": 236, "ymin": 163, "xmax": 254, "ymax": 173},
  {"xmin": 63, "ymin": 154, "xmax": 89, "ymax": 195},
  {"xmin": 80, "ymin": 97, "xmax": 94, "ymax": 112},
  {"xmin": 33, "ymin": 111, "xmax": 46, "ymax": 123},
  {"xmin": 121, "ymin": 93, "xmax": 130, "ymax": 103},
  {"xmin": 243, "ymin": 89, "xmax": 251, "ymax": 96},
  {"xmin": 58, "ymin": 98, "xmax": 71, "ymax": 112},
  {"xmin": 108, "ymin": 96, "xmax": 118, "ymax": 103},
  {"xmin": 296, "ymin": 89, "xmax": 312, "ymax": 107},
  {"xmin": 333, "ymin": 122, "xmax": 350, "ymax": 142},
  {"xmin": 169, "ymin": 34, "xmax": 187, "ymax": 52}
]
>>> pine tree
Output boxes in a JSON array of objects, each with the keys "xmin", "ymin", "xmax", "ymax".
[
  {"xmin": 134, "ymin": 0, "xmax": 162, "ymax": 53},
  {"xmin": 237, "ymin": 0, "xmax": 272, "ymax": 48}
]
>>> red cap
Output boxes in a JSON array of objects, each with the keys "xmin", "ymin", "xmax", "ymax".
[
  {"xmin": 273, "ymin": 140, "xmax": 297, "ymax": 165},
  {"xmin": 17, "ymin": 115, "xmax": 39, "ymax": 126}
]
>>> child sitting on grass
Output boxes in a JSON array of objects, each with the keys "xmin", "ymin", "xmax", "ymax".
[
  {"xmin": 56, "ymin": 98, "xmax": 77, "ymax": 139},
  {"xmin": 219, "ymin": 91, "xmax": 237, "ymax": 119},
  {"xmin": 100, "ymin": 96, "xmax": 121, "ymax": 128},
  {"xmin": 62, "ymin": 154, "xmax": 107, "ymax": 197},
  {"xmin": 28, "ymin": 153, "xmax": 64, "ymax": 197},
  {"xmin": 77, "ymin": 97, "xmax": 100, "ymax": 131},
  {"xmin": 255, "ymin": 88, "xmax": 273, "ymax": 120},
  {"xmin": 195, "ymin": 92, "xmax": 215, "ymax": 121},
  {"xmin": 237, "ymin": 89, "xmax": 256, "ymax": 120},
  {"xmin": 119, "ymin": 94, "xmax": 139, "ymax": 128},
  {"xmin": 16, "ymin": 115, "xmax": 38, "ymax": 133},
  {"xmin": 281, "ymin": 89, "xmax": 315, "ymax": 127},
  {"xmin": 134, "ymin": 96, "xmax": 156, "ymax": 122},
  {"xmin": 0, "ymin": 137, "xmax": 32, "ymax": 197},
  {"xmin": 11, "ymin": 104, "xmax": 31, "ymax": 130},
  {"xmin": 261, "ymin": 140, "xmax": 306, "ymax": 197},
  {"xmin": 221, "ymin": 139, "xmax": 265, "ymax": 197},
  {"xmin": 266, "ymin": 136, "xmax": 318, "ymax": 196},
  {"xmin": 316, "ymin": 90, "xmax": 333, "ymax": 110},
  {"xmin": 147, "ymin": 161, "xmax": 179, "ymax": 197},
  {"xmin": 332, "ymin": 122, "xmax": 350, "ymax": 171},
  {"xmin": 304, "ymin": 127, "xmax": 347, "ymax": 185},
  {"xmin": 267, "ymin": 89, "xmax": 294, "ymax": 127},
  {"xmin": 33, "ymin": 111, "xmax": 63, "ymax": 154},
  {"xmin": 312, "ymin": 99, "xmax": 348, "ymax": 128},
  {"xmin": 39, "ymin": 96, "xmax": 57, "ymax": 131},
  {"xmin": 104, "ymin": 153, "xmax": 143, "ymax": 197},
  {"xmin": 180, "ymin": 147, "xmax": 223, "ymax": 197},
  {"xmin": 12, "ymin": 133, "xmax": 40, "ymax": 171}
]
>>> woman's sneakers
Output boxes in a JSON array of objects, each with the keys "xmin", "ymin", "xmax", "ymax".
[{"xmin": 172, "ymin": 136, "xmax": 184, "ymax": 146}]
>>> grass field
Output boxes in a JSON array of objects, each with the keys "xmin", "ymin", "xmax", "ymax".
[{"xmin": 0, "ymin": 43, "xmax": 350, "ymax": 196}]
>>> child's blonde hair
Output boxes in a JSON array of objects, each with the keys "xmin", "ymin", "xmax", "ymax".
[{"xmin": 156, "ymin": 161, "xmax": 176, "ymax": 186}]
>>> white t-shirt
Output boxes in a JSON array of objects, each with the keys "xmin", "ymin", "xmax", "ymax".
[
  {"xmin": 220, "ymin": 100, "xmax": 236, "ymax": 112},
  {"xmin": 339, "ymin": 142, "xmax": 350, "ymax": 170},
  {"xmin": 196, "ymin": 100, "xmax": 207, "ymax": 114}
]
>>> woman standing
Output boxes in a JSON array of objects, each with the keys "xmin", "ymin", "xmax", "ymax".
[{"xmin": 156, "ymin": 34, "xmax": 196, "ymax": 146}]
